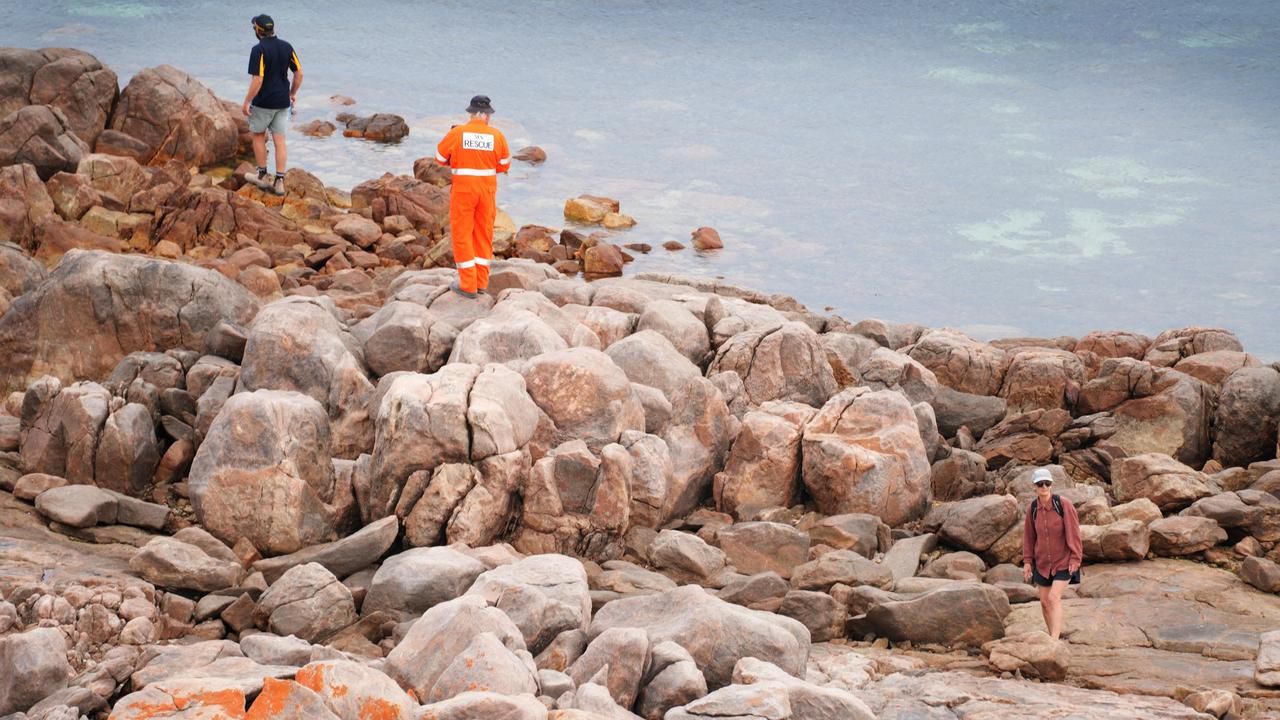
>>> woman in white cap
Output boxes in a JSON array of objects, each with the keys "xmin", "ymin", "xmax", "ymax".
[{"xmin": 1021, "ymin": 468, "xmax": 1083, "ymax": 640}]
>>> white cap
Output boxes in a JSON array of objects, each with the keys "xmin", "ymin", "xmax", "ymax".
[{"xmin": 1032, "ymin": 468, "xmax": 1053, "ymax": 484}]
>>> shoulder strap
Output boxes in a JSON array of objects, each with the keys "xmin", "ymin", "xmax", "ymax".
[
  {"xmin": 1052, "ymin": 494, "xmax": 1064, "ymax": 517},
  {"xmin": 1030, "ymin": 499, "xmax": 1037, "ymax": 524}
]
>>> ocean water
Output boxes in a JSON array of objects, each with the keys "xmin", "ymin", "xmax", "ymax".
[{"xmin": 3, "ymin": 0, "xmax": 1278, "ymax": 358}]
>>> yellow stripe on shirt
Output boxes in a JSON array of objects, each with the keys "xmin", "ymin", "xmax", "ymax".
[
  {"xmin": 291, "ymin": 51, "xmax": 301, "ymax": 71},
  {"xmin": 258, "ymin": 55, "xmax": 265, "ymax": 77}
]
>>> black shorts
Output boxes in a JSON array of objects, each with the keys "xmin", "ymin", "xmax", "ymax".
[{"xmin": 1032, "ymin": 567, "xmax": 1073, "ymax": 587}]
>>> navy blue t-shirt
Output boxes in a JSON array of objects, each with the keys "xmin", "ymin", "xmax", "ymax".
[{"xmin": 248, "ymin": 36, "xmax": 300, "ymax": 109}]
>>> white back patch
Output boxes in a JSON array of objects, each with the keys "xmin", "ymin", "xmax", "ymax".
[{"xmin": 462, "ymin": 132, "xmax": 494, "ymax": 151}]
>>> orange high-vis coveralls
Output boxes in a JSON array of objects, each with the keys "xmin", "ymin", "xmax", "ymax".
[{"xmin": 436, "ymin": 120, "xmax": 511, "ymax": 293}]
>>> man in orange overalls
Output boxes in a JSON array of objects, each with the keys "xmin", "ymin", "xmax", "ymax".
[{"xmin": 435, "ymin": 95, "xmax": 511, "ymax": 298}]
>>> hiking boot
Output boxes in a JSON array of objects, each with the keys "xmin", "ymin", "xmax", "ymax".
[
  {"xmin": 270, "ymin": 175, "xmax": 286, "ymax": 196},
  {"xmin": 449, "ymin": 281, "xmax": 478, "ymax": 299}
]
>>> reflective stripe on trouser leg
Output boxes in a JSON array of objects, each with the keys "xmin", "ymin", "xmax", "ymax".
[
  {"xmin": 449, "ymin": 190, "xmax": 479, "ymax": 293},
  {"xmin": 473, "ymin": 188, "xmax": 497, "ymax": 290}
]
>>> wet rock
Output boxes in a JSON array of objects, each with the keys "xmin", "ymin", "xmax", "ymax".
[
  {"xmin": 582, "ymin": 242, "xmax": 625, "ymax": 277},
  {"xmin": 0, "ymin": 627, "xmax": 71, "ymax": 716},
  {"xmin": 1112, "ymin": 453, "xmax": 1218, "ymax": 512},
  {"xmin": 106, "ymin": 64, "xmax": 238, "ymax": 165},
  {"xmin": 130, "ymin": 537, "xmax": 242, "ymax": 592},
  {"xmin": 514, "ymin": 145, "xmax": 547, "ymax": 163},
  {"xmin": 690, "ymin": 227, "xmax": 722, "ymax": 251},
  {"xmin": 188, "ymin": 390, "xmax": 340, "ymax": 555},
  {"xmin": 362, "ymin": 546, "xmax": 486, "ymax": 617},
  {"xmin": 709, "ymin": 322, "xmax": 837, "ymax": 407},
  {"xmin": 801, "ymin": 387, "xmax": 931, "ymax": 526},
  {"xmin": 0, "ymin": 105, "xmax": 88, "ymax": 180},
  {"xmin": 984, "ymin": 630, "xmax": 1069, "ymax": 681},
  {"xmin": 294, "ymin": 659, "xmax": 416, "ymax": 720},
  {"xmin": 713, "ymin": 403, "xmax": 815, "ymax": 520},
  {"xmin": 299, "ymin": 119, "xmax": 336, "ymax": 137},
  {"xmin": 1147, "ymin": 516, "xmax": 1226, "ymax": 556},
  {"xmin": 257, "ymin": 563, "xmax": 358, "ymax": 643},
  {"xmin": 588, "ymin": 585, "xmax": 809, "ymax": 689},
  {"xmin": 342, "ymin": 113, "xmax": 409, "ymax": 142},
  {"xmin": 858, "ymin": 583, "xmax": 1011, "ymax": 648},
  {"xmin": 0, "ymin": 251, "xmax": 258, "ymax": 393},
  {"xmin": 564, "ymin": 195, "xmax": 619, "ymax": 224}
]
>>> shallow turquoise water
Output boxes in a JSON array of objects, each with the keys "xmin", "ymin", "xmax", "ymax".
[{"xmin": 3, "ymin": 0, "xmax": 1278, "ymax": 357}]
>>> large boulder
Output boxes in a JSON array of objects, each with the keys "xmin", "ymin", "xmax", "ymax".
[
  {"xmin": 999, "ymin": 349, "xmax": 1085, "ymax": 413},
  {"xmin": 801, "ymin": 387, "xmax": 931, "ymax": 526},
  {"xmin": 0, "ymin": 47, "xmax": 117, "ymax": 146},
  {"xmin": 1144, "ymin": 326, "xmax": 1242, "ymax": 367},
  {"xmin": 0, "ymin": 627, "xmax": 72, "ymax": 716},
  {"xmin": 384, "ymin": 596, "xmax": 530, "ymax": 702},
  {"xmin": 105, "ymin": 64, "xmax": 238, "ymax": 165},
  {"xmin": 294, "ymin": 659, "xmax": 417, "ymax": 720},
  {"xmin": 513, "ymin": 440, "xmax": 633, "ymax": 559},
  {"xmin": 708, "ymin": 322, "xmax": 838, "ymax": 407},
  {"xmin": 464, "ymin": 554, "xmax": 591, "ymax": 655},
  {"xmin": 240, "ymin": 298, "xmax": 374, "ymax": 458},
  {"xmin": 0, "ymin": 251, "xmax": 258, "ymax": 393},
  {"xmin": 857, "ymin": 583, "xmax": 1011, "ymax": 648},
  {"xmin": 588, "ymin": 585, "xmax": 809, "ymax": 689},
  {"xmin": 449, "ymin": 308, "xmax": 568, "ymax": 366},
  {"xmin": 1112, "ymin": 453, "xmax": 1218, "ymax": 513},
  {"xmin": 93, "ymin": 402, "xmax": 160, "ymax": 496},
  {"xmin": 351, "ymin": 173, "xmax": 449, "ymax": 234},
  {"xmin": 363, "ymin": 546, "xmax": 486, "ymax": 617},
  {"xmin": 19, "ymin": 380, "xmax": 111, "ymax": 485},
  {"xmin": 129, "ymin": 536, "xmax": 241, "ymax": 592},
  {"xmin": 1082, "ymin": 361, "xmax": 1214, "ymax": 466},
  {"xmin": 605, "ymin": 331, "xmax": 735, "ymax": 522},
  {"xmin": 351, "ymin": 301, "xmax": 457, "ymax": 376},
  {"xmin": 713, "ymin": 402, "xmax": 816, "ymax": 519},
  {"xmin": 188, "ymin": 390, "xmax": 340, "ymax": 555},
  {"xmin": 0, "ymin": 163, "xmax": 55, "ymax": 251},
  {"xmin": 908, "ymin": 329, "xmax": 1009, "ymax": 396},
  {"xmin": 0, "ymin": 242, "xmax": 45, "ymax": 297},
  {"xmin": 1212, "ymin": 367, "xmax": 1280, "ymax": 468},
  {"xmin": 522, "ymin": 347, "xmax": 645, "ymax": 452},
  {"xmin": 256, "ymin": 563, "xmax": 358, "ymax": 643},
  {"xmin": 938, "ymin": 494, "xmax": 1021, "ymax": 553},
  {"xmin": 1147, "ymin": 516, "xmax": 1227, "ymax": 556},
  {"xmin": 0, "ymin": 105, "xmax": 89, "ymax": 180}
]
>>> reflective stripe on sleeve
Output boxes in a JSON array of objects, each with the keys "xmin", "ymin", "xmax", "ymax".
[
  {"xmin": 452, "ymin": 168, "xmax": 497, "ymax": 177},
  {"xmin": 498, "ymin": 158, "xmax": 511, "ymax": 165},
  {"xmin": 457, "ymin": 260, "xmax": 477, "ymax": 269},
  {"xmin": 435, "ymin": 153, "xmax": 448, "ymax": 163}
]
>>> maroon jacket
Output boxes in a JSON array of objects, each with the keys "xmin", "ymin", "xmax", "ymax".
[{"xmin": 1022, "ymin": 495, "xmax": 1083, "ymax": 575}]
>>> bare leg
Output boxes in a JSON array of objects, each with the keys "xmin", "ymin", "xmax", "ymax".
[
  {"xmin": 1037, "ymin": 584, "xmax": 1053, "ymax": 635},
  {"xmin": 272, "ymin": 133, "xmax": 287, "ymax": 174},
  {"xmin": 1047, "ymin": 580, "xmax": 1069, "ymax": 639},
  {"xmin": 251, "ymin": 132, "xmax": 268, "ymax": 169}
]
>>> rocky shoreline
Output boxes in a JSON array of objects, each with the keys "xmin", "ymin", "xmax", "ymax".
[{"xmin": 1, "ymin": 47, "xmax": 1280, "ymax": 720}]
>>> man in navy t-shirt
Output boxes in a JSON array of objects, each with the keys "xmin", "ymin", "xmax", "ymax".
[{"xmin": 241, "ymin": 14, "xmax": 303, "ymax": 195}]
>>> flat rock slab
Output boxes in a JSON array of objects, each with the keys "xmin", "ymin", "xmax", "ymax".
[
  {"xmin": 861, "ymin": 668, "xmax": 1214, "ymax": 719},
  {"xmin": 252, "ymin": 515, "xmax": 399, "ymax": 584},
  {"xmin": 34, "ymin": 484, "xmax": 117, "ymax": 528}
]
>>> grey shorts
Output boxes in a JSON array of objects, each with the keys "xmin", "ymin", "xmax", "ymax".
[{"xmin": 248, "ymin": 105, "xmax": 289, "ymax": 135}]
